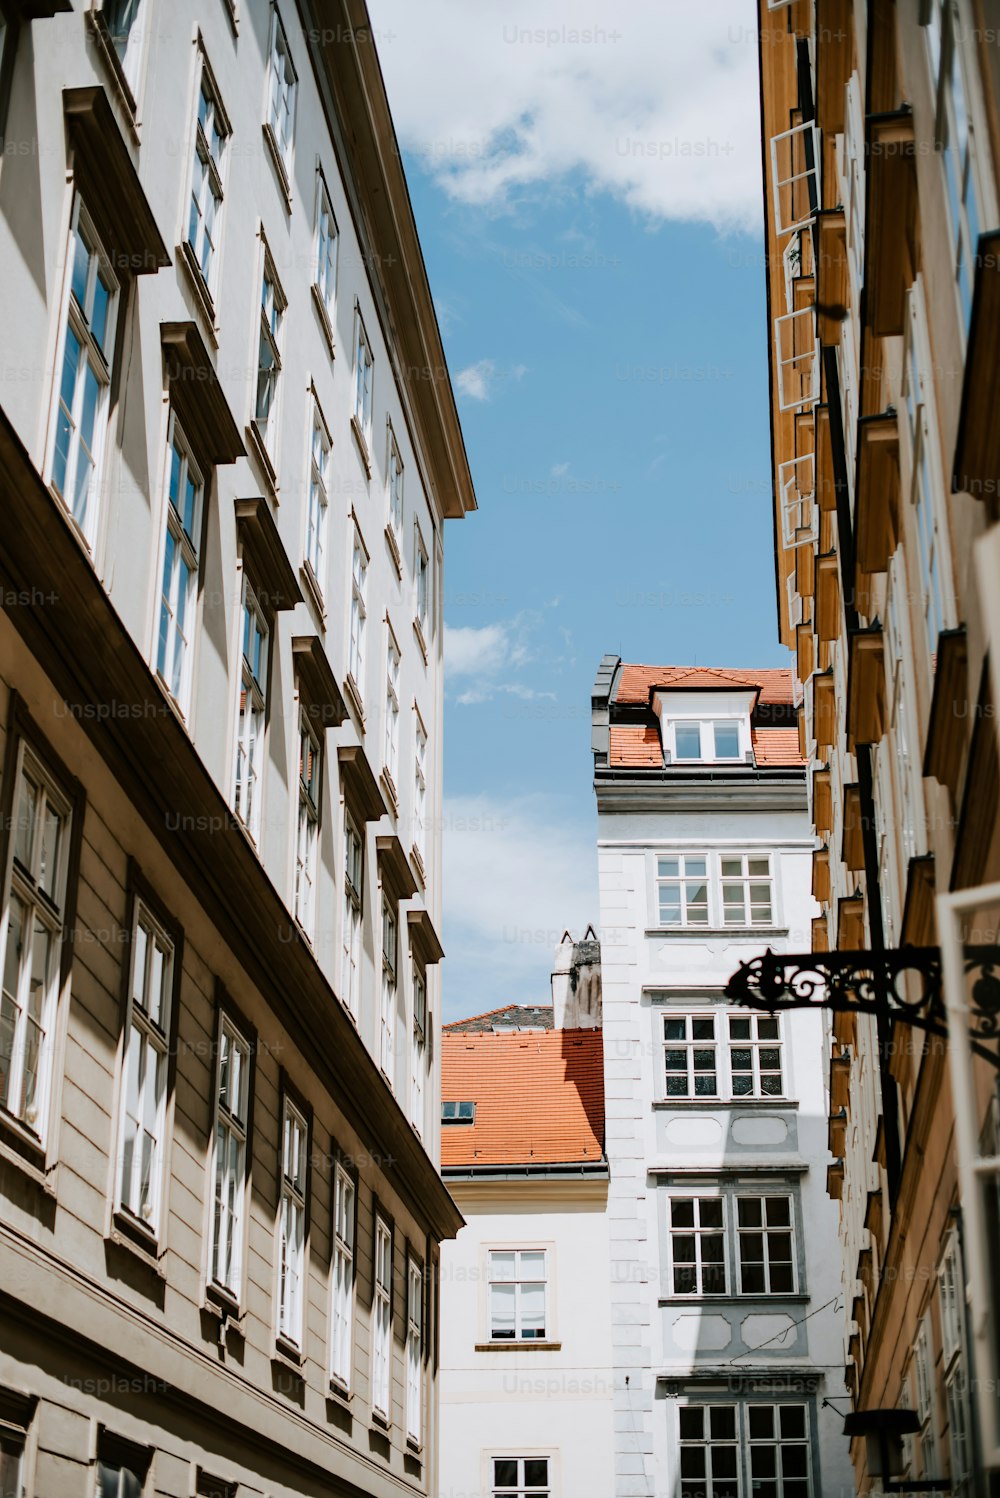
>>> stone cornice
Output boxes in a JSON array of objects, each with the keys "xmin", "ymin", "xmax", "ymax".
[{"xmin": 594, "ymin": 771, "xmax": 807, "ymax": 814}]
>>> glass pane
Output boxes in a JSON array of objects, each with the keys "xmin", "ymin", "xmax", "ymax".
[
  {"xmin": 693, "ymin": 1073, "xmax": 717, "ymax": 1096},
  {"xmin": 658, "ymin": 857, "xmax": 680, "ymax": 879},
  {"xmin": 713, "ymin": 722, "xmax": 740, "ymax": 757},
  {"xmin": 675, "ymin": 723, "xmax": 701, "ymax": 758},
  {"xmin": 686, "ymin": 858, "xmax": 707, "ymax": 877},
  {"xmin": 699, "ymin": 1199, "xmax": 723, "ymax": 1228},
  {"xmin": 766, "ymin": 1198, "xmax": 790, "ymax": 1226},
  {"xmin": 524, "ymin": 1459, "xmax": 548, "ymax": 1487},
  {"xmin": 664, "ymin": 1018, "xmax": 686, "ymax": 1041},
  {"xmin": 780, "ymin": 1405, "xmax": 806, "ymax": 1440},
  {"xmin": 742, "ymin": 1264, "xmax": 766, "ymax": 1293},
  {"xmin": 692, "ymin": 1019, "xmax": 714, "ymax": 1040},
  {"xmin": 39, "ymin": 798, "xmax": 62, "ymax": 899},
  {"xmin": 671, "ymin": 1199, "xmax": 695, "ymax": 1228},
  {"xmin": 665, "ymin": 1050, "xmax": 687, "ymax": 1072},
  {"xmin": 679, "ymin": 1406, "xmax": 704, "ymax": 1440},
  {"xmin": 711, "ymin": 1406, "xmax": 737, "ymax": 1440},
  {"xmin": 701, "ymin": 1233, "xmax": 725, "ymax": 1264},
  {"xmin": 729, "ymin": 1018, "xmax": 751, "ymax": 1039},
  {"xmin": 494, "ymin": 1460, "xmax": 518, "ymax": 1487},
  {"xmin": 520, "ymin": 1282, "xmax": 545, "ymax": 1331},
  {"xmin": 666, "ymin": 1074, "xmax": 690, "ymax": 1097},
  {"xmin": 749, "ymin": 1405, "xmax": 774, "ymax": 1438},
  {"xmin": 748, "ymin": 857, "xmax": 770, "ymax": 876},
  {"xmin": 673, "ymin": 1265, "xmax": 697, "ymax": 1294},
  {"xmin": 14, "ymin": 770, "xmax": 37, "ymax": 870},
  {"xmin": 757, "ymin": 1018, "xmax": 779, "ymax": 1040},
  {"xmin": 491, "ymin": 1283, "xmax": 515, "ymax": 1336},
  {"xmin": 738, "ymin": 1199, "xmax": 762, "ymax": 1226}
]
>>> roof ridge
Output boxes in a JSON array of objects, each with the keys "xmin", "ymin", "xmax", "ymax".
[{"xmin": 443, "ymin": 1001, "xmax": 554, "ymax": 1030}]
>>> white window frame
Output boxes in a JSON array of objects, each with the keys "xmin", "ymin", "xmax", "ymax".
[
  {"xmin": 100, "ymin": 0, "xmax": 147, "ymax": 97},
  {"xmin": 735, "ymin": 1194, "xmax": 797, "ymax": 1295},
  {"xmin": 330, "ymin": 1160, "xmax": 355, "ymax": 1390},
  {"xmin": 414, "ymin": 526, "xmax": 430, "ymax": 641},
  {"xmin": 413, "ymin": 713, "xmax": 427, "ymax": 867},
  {"xmin": 294, "ymin": 712, "xmax": 321, "ymax": 939},
  {"xmin": 0, "ymin": 1429, "xmax": 25, "ymax": 1498},
  {"xmin": 677, "ymin": 1401, "xmax": 812, "ymax": 1496},
  {"xmin": 116, "ymin": 899, "xmax": 174, "ymax": 1235},
  {"xmin": 313, "ymin": 167, "xmax": 338, "ymax": 334},
  {"xmin": 662, "ymin": 1013, "xmax": 718, "ymax": 1099},
  {"xmin": 187, "ymin": 60, "xmax": 229, "ymax": 294},
  {"xmin": 660, "ymin": 1009, "xmax": 785, "ymax": 1102},
  {"xmin": 728, "ymin": 1011, "xmax": 785, "ymax": 1097},
  {"xmin": 410, "ymin": 965, "xmax": 426, "ymax": 1135},
  {"xmin": 254, "ymin": 246, "xmax": 286, "ymax": 462},
  {"xmin": 774, "ymin": 305, "xmax": 820, "ymax": 412},
  {"xmin": 720, "ymin": 852, "xmax": 774, "ymax": 927},
  {"xmin": 232, "ymin": 575, "xmax": 268, "ymax": 841},
  {"xmin": 885, "ymin": 552, "xmax": 925, "ymax": 866},
  {"xmin": 348, "ymin": 529, "xmax": 368, "ymax": 700},
  {"xmin": 353, "ymin": 309, "xmax": 373, "ymax": 451},
  {"xmin": 666, "ymin": 719, "xmax": 746, "ymax": 764},
  {"xmin": 384, "ymin": 628, "xmax": 400, "ymax": 787},
  {"xmin": 380, "ymin": 896, "xmax": 396, "ymax": 1084},
  {"xmin": 266, "ymin": 5, "xmax": 297, "ymax": 184},
  {"xmin": 405, "ymin": 1257, "xmax": 423, "ymax": 1444},
  {"xmin": 842, "ymin": 73, "xmax": 866, "ymax": 301},
  {"xmin": 492, "ymin": 1457, "xmax": 550, "ymax": 1497},
  {"xmin": 656, "ymin": 853, "xmax": 709, "ymax": 926},
  {"xmin": 770, "ymin": 120, "xmax": 820, "ymax": 236},
  {"xmin": 676, "ymin": 1404, "xmax": 741, "ymax": 1497},
  {"xmin": 48, "ymin": 198, "xmax": 119, "ymax": 550},
  {"xmin": 914, "ymin": 1313, "xmax": 939, "ymax": 1479},
  {"xmin": 156, "ymin": 415, "xmax": 203, "ymax": 715},
  {"xmin": 746, "ymin": 1403, "xmax": 812, "ymax": 1494},
  {"xmin": 778, "ymin": 452, "xmax": 817, "ymax": 551},
  {"xmin": 387, "ymin": 426, "xmax": 404, "ymax": 543},
  {"xmin": 276, "ymin": 1094, "xmax": 307, "ymax": 1348},
  {"xmin": 341, "ymin": 814, "xmax": 363, "ymax": 1020},
  {"xmin": 208, "ymin": 1012, "xmax": 251, "ymax": 1300},
  {"xmin": 372, "ymin": 1214, "xmax": 392, "ymax": 1419},
  {"xmin": 0, "ymin": 742, "xmax": 72, "ymax": 1142},
  {"xmin": 305, "ymin": 396, "xmax": 331, "ymax": 596},
  {"xmin": 488, "ymin": 1248, "xmax": 548, "ymax": 1341},
  {"xmin": 667, "ymin": 1195, "xmax": 728, "ymax": 1297}
]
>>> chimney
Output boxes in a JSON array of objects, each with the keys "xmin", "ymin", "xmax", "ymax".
[{"xmin": 551, "ymin": 927, "xmax": 602, "ymax": 1030}]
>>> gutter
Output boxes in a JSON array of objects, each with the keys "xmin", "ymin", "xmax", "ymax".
[{"xmin": 443, "ymin": 1162, "xmax": 609, "ymax": 1182}]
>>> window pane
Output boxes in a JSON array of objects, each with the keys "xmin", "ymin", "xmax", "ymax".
[
  {"xmin": 711, "ymin": 1406, "xmax": 737, "ymax": 1440},
  {"xmin": 749, "ymin": 1405, "xmax": 774, "ymax": 1438},
  {"xmin": 658, "ymin": 858, "xmax": 679, "ymax": 878},
  {"xmin": 675, "ymin": 723, "xmax": 701, "ymax": 758},
  {"xmin": 524, "ymin": 1459, "xmax": 548, "ymax": 1486},
  {"xmin": 692, "ymin": 1018, "xmax": 714, "ymax": 1040},
  {"xmin": 671, "ymin": 1199, "xmax": 695, "ymax": 1228},
  {"xmin": 679, "ymin": 1407, "xmax": 704, "ymax": 1440},
  {"xmin": 714, "ymin": 722, "xmax": 740, "ymax": 757},
  {"xmin": 494, "ymin": 1460, "xmax": 518, "ymax": 1486},
  {"xmin": 699, "ymin": 1199, "xmax": 723, "ymax": 1228}
]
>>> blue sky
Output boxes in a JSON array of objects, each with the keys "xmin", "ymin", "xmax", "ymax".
[{"xmin": 367, "ymin": 0, "xmax": 791, "ymax": 1020}]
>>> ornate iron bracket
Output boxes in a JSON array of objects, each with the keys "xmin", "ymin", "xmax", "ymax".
[{"xmin": 723, "ymin": 945, "xmax": 1000, "ymax": 1068}]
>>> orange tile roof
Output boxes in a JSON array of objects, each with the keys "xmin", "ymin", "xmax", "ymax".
[
  {"xmin": 751, "ymin": 727, "xmax": 804, "ymax": 766},
  {"xmin": 616, "ymin": 664, "xmax": 796, "ymax": 707},
  {"xmin": 608, "ymin": 724, "xmax": 804, "ymax": 768},
  {"xmin": 441, "ymin": 1029, "xmax": 604, "ymax": 1168}
]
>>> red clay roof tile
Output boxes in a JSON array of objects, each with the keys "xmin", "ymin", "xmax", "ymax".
[{"xmin": 616, "ymin": 663, "xmax": 796, "ymax": 707}]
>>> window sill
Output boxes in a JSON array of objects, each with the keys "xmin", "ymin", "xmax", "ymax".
[
  {"xmin": 412, "ymin": 617, "xmax": 429, "ymax": 664},
  {"xmin": 176, "ymin": 239, "xmax": 220, "ymax": 347},
  {"xmin": 370, "ymin": 1410, "xmax": 391, "ymax": 1434},
  {"xmin": 350, "ymin": 414, "xmax": 373, "ymax": 477},
  {"xmin": 245, "ymin": 421, "xmax": 278, "ymax": 501},
  {"xmin": 385, "ymin": 522, "xmax": 402, "ymax": 578},
  {"xmin": 85, "ymin": 10, "xmax": 140, "ymax": 138},
  {"xmin": 659, "ymin": 1293, "xmax": 809, "ymax": 1307},
  {"xmin": 272, "ymin": 1338, "xmax": 305, "ymax": 1376},
  {"xmin": 328, "ymin": 1377, "xmax": 353, "ymax": 1408},
  {"xmin": 474, "ymin": 1340, "xmax": 562, "ymax": 1352},
  {"xmin": 410, "ymin": 843, "xmax": 426, "ymax": 889},
  {"xmin": 204, "ymin": 1281, "xmax": 246, "ymax": 1330},
  {"xmin": 311, "ymin": 283, "xmax": 336, "ymax": 357},
  {"xmin": 646, "ymin": 926, "xmax": 789, "ymax": 940},
  {"xmin": 0, "ymin": 1111, "xmax": 53, "ymax": 1194},
  {"xmin": 343, "ymin": 673, "xmax": 365, "ymax": 727},
  {"xmin": 300, "ymin": 559, "xmax": 326, "ymax": 627},
  {"xmin": 262, "ymin": 122, "xmax": 293, "ymax": 212},
  {"xmin": 653, "ymin": 1098, "xmax": 798, "ymax": 1111},
  {"xmin": 406, "ymin": 1435, "xmax": 423, "ymax": 1456},
  {"xmin": 108, "ymin": 1212, "xmax": 166, "ymax": 1277}
]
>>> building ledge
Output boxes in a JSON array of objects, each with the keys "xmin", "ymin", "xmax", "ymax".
[
  {"xmin": 474, "ymin": 1341, "xmax": 563, "ymax": 1353},
  {"xmin": 953, "ymin": 228, "xmax": 1000, "ymax": 496},
  {"xmin": 651, "ymin": 1099, "xmax": 800, "ymax": 1112},
  {"xmin": 865, "ymin": 107, "xmax": 917, "ymax": 335}
]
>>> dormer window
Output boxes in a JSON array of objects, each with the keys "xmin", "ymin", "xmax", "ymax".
[{"xmin": 670, "ymin": 719, "xmax": 744, "ymax": 763}]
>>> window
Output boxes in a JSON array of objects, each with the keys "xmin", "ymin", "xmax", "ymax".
[
  {"xmin": 348, "ymin": 532, "xmax": 368, "ymax": 695},
  {"xmin": 493, "ymin": 1458, "xmax": 549, "ymax": 1498},
  {"xmin": 720, "ymin": 854, "xmax": 773, "ymax": 926},
  {"xmin": 902, "ymin": 288, "xmax": 951, "ymax": 673},
  {"xmin": 489, "ymin": 1250, "xmax": 546, "ymax": 1340},
  {"xmin": 678, "ymin": 1405, "xmax": 739, "ymax": 1498},
  {"xmin": 255, "ymin": 253, "xmax": 286, "ymax": 459},
  {"xmin": 209, "ymin": 1015, "xmax": 251, "ymax": 1300},
  {"xmin": 117, "ymin": 902, "xmax": 174, "ymax": 1232},
  {"xmin": 266, "ymin": 7, "xmax": 297, "ymax": 181},
  {"xmin": 413, "ymin": 717, "xmax": 427, "ymax": 865},
  {"xmin": 415, "ymin": 529, "xmax": 429, "ymax": 638},
  {"xmin": 156, "ymin": 419, "xmax": 203, "ymax": 712},
  {"xmin": 406, "ymin": 1258, "xmax": 423, "ymax": 1443},
  {"xmin": 669, "ymin": 1198, "xmax": 726, "ymax": 1295},
  {"xmin": 737, "ymin": 1196, "xmax": 795, "ymax": 1294},
  {"xmin": 277, "ymin": 1095, "xmax": 307, "ymax": 1347},
  {"xmin": 410, "ymin": 967, "xmax": 426, "ymax": 1134},
  {"xmin": 330, "ymin": 1162, "xmax": 355, "ymax": 1389},
  {"xmin": 341, "ymin": 816, "xmax": 363, "ymax": 1019},
  {"xmin": 353, "ymin": 312, "xmax": 373, "ymax": 449},
  {"xmin": 372, "ymin": 1215, "xmax": 392, "ymax": 1418},
  {"xmin": 442, "ymin": 1100, "xmax": 475, "ymax": 1124},
  {"xmin": 101, "ymin": 0, "xmax": 144, "ymax": 93},
  {"xmin": 384, "ymin": 634, "xmax": 400, "ymax": 784},
  {"xmin": 232, "ymin": 578, "xmax": 268, "ymax": 840},
  {"xmin": 729, "ymin": 1014, "xmax": 783, "ymax": 1096},
  {"xmin": 0, "ymin": 1435, "xmax": 22, "ymax": 1498},
  {"xmin": 886, "ymin": 554, "xmax": 924, "ymax": 864},
  {"xmin": 940, "ymin": 1235, "xmax": 972, "ymax": 1494},
  {"xmin": 387, "ymin": 430, "xmax": 404, "ymax": 540},
  {"xmin": 188, "ymin": 69, "xmax": 228, "ymax": 290},
  {"xmin": 380, "ymin": 897, "xmax": 396, "ymax": 1083},
  {"xmin": 657, "ymin": 855, "xmax": 708, "ymax": 926},
  {"xmin": 96, "ymin": 1458, "xmax": 143, "ymax": 1498},
  {"xmin": 663, "ymin": 1014, "xmax": 717, "ymax": 1098},
  {"xmin": 926, "ymin": 0, "xmax": 985, "ymax": 332},
  {"xmin": 50, "ymin": 202, "xmax": 118, "ymax": 548},
  {"xmin": 914, "ymin": 1315, "xmax": 938, "ymax": 1480},
  {"xmin": 314, "ymin": 172, "xmax": 338, "ymax": 327},
  {"xmin": 670, "ymin": 720, "xmax": 743, "ymax": 762},
  {"xmin": 747, "ymin": 1403, "xmax": 811, "ymax": 1497},
  {"xmin": 306, "ymin": 400, "xmax": 331, "ymax": 591},
  {"xmin": 0, "ymin": 745, "xmax": 71, "ymax": 1139},
  {"xmin": 294, "ymin": 715, "xmax": 321, "ymax": 938}
]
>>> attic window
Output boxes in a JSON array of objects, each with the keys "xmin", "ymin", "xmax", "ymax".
[
  {"xmin": 442, "ymin": 1100, "xmax": 476, "ymax": 1124},
  {"xmin": 669, "ymin": 720, "xmax": 745, "ymax": 763}
]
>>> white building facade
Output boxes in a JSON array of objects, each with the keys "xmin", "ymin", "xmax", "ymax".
[{"xmin": 592, "ymin": 656, "xmax": 853, "ymax": 1498}]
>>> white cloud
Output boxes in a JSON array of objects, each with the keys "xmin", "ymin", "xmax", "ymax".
[
  {"xmin": 444, "ymin": 620, "xmax": 512, "ymax": 678},
  {"xmin": 369, "ymin": 0, "xmax": 762, "ymax": 233},
  {"xmin": 442, "ymin": 794, "xmax": 599, "ymax": 1015},
  {"xmin": 454, "ymin": 358, "xmax": 496, "ymax": 401}
]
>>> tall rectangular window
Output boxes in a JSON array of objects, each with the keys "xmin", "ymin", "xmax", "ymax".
[
  {"xmin": 926, "ymin": 0, "xmax": 985, "ymax": 331},
  {"xmin": 384, "ymin": 634, "xmax": 400, "ymax": 785},
  {"xmin": 349, "ymin": 532, "xmax": 368, "ymax": 695},
  {"xmin": 51, "ymin": 202, "xmax": 118, "ymax": 548},
  {"xmin": 117, "ymin": 902, "xmax": 174, "ymax": 1232},
  {"xmin": 410, "ymin": 967, "xmax": 426, "ymax": 1135},
  {"xmin": 915, "ymin": 1315, "xmax": 938, "ymax": 1480},
  {"xmin": 488, "ymin": 1249, "xmax": 546, "ymax": 1340},
  {"xmin": 342, "ymin": 816, "xmax": 363, "ymax": 1018},
  {"xmin": 413, "ymin": 717, "xmax": 427, "ymax": 866},
  {"xmin": 353, "ymin": 313, "xmax": 373, "ymax": 449},
  {"xmin": 677, "ymin": 1406, "xmax": 739, "ymax": 1498},
  {"xmin": 266, "ymin": 7, "xmax": 297, "ymax": 180},
  {"xmin": 101, "ymin": 0, "xmax": 145, "ymax": 91},
  {"xmin": 209, "ymin": 1015, "xmax": 251, "ymax": 1300},
  {"xmin": 720, "ymin": 854, "xmax": 773, "ymax": 926},
  {"xmin": 747, "ymin": 1404, "xmax": 811, "ymax": 1496},
  {"xmin": 157, "ymin": 419, "xmax": 203, "ymax": 713},
  {"xmin": 656, "ymin": 855, "xmax": 708, "ymax": 926},
  {"xmin": 306, "ymin": 402, "xmax": 330, "ymax": 592},
  {"xmin": 903, "ymin": 290, "xmax": 950, "ymax": 672},
  {"xmin": 493, "ymin": 1458, "xmax": 549, "ymax": 1498},
  {"xmin": 663, "ymin": 1014, "xmax": 717, "ymax": 1098},
  {"xmin": 387, "ymin": 430, "xmax": 404, "ymax": 541},
  {"xmin": 372, "ymin": 1215, "xmax": 392, "ymax": 1418},
  {"xmin": 255, "ymin": 255, "xmax": 285, "ymax": 461},
  {"xmin": 380, "ymin": 898, "xmax": 396, "ymax": 1083},
  {"xmin": 314, "ymin": 172, "xmax": 338, "ymax": 328},
  {"xmin": 277, "ymin": 1096, "xmax": 307, "ymax": 1347},
  {"xmin": 232, "ymin": 578, "xmax": 268, "ymax": 840},
  {"xmin": 330, "ymin": 1162, "xmax": 355, "ymax": 1389},
  {"xmin": 188, "ymin": 69, "xmax": 228, "ymax": 290},
  {"xmin": 0, "ymin": 745, "xmax": 71, "ymax": 1139},
  {"xmin": 669, "ymin": 1198, "xmax": 726, "ymax": 1295},
  {"xmin": 736, "ymin": 1197, "xmax": 795, "ymax": 1294},
  {"xmin": 0, "ymin": 1434, "xmax": 23, "ymax": 1498},
  {"xmin": 940, "ymin": 1235, "xmax": 972, "ymax": 1495},
  {"xmin": 415, "ymin": 529, "xmax": 429, "ymax": 638},
  {"xmin": 728, "ymin": 1014, "xmax": 783, "ymax": 1096},
  {"xmin": 406, "ymin": 1259, "xmax": 423, "ymax": 1443},
  {"xmin": 295, "ymin": 715, "xmax": 321, "ymax": 939}
]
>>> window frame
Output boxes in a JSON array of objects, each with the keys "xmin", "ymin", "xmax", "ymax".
[
  {"xmin": 294, "ymin": 710, "xmax": 322, "ymax": 941},
  {"xmin": 735, "ymin": 1193, "xmax": 797, "ymax": 1296},
  {"xmin": 412, "ymin": 711, "xmax": 428, "ymax": 870},
  {"xmin": 186, "ymin": 53, "xmax": 230, "ymax": 298},
  {"xmin": 652, "ymin": 851, "xmax": 780, "ymax": 932},
  {"xmin": 676, "ymin": 1400, "xmax": 812, "ymax": 1497},
  {"xmin": 206, "ymin": 988, "xmax": 256, "ymax": 1309},
  {"xmin": 265, "ymin": 4, "xmax": 297, "ymax": 190},
  {"xmin": 371, "ymin": 1207, "xmax": 393, "ymax": 1421},
  {"xmin": 231, "ymin": 572, "xmax": 270, "ymax": 842},
  {"xmin": 405, "ymin": 1250, "xmax": 424, "ymax": 1446},
  {"xmin": 487, "ymin": 1247, "xmax": 548, "ymax": 1342},
  {"xmin": 387, "ymin": 424, "xmax": 404, "ymax": 551},
  {"xmin": 666, "ymin": 717, "xmax": 746, "ymax": 764},
  {"xmin": 662, "ymin": 1012, "xmax": 719, "ymax": 1099},
  {"xmin": 383, "ymin": 625, "xmax": 401, "ymax": 792},
  {"xmin": 659, "ymin": 1007, "xmax": 785, "ymax": 1103},
  {"xmin": 341, "ymin": 811, "xmax": 364, "ymax": 1021},
  {"xmin": 304, "ymin": 389, "xmax": 332, "ymax": 603},
  {"xmin": 667, "ymin": 1194, "xmax": 728, "ymax": 1297},
  {"xmin": 410, "ymin": 962, "xmax": 426, "ymax": 1136},
  {"xmin": 312, "ymin": 165, "xmax": 339, "ymax": 339},
  {"xmin": 491, "ymin": 1455, "xmax": 551, "ymax": 1497},
  {"xmin": 914, "ymin": 1313, "xmax": 939, "ymax": 1480},
  {"xmin": 155, "ymin": 412, "xmax": 204, "ymax": 717},
  {"xmin": 719, "ymin": 852, "xmax": 775, "ymax": 927},
  {"xmin": 329, "ymin": 1150, "xmax": 358, "ymax": 1393},
  {"xmin": 414, "ymin": 524, "xmax": 430, "ymax": 646},
  {"xmin": 655, "ymin": 852, "xmax": 710, "ymax": 928},
  {"xmin": 348, "ymin": 526, "xmax": 369, "ymax": 704},
  {"xmin": 352, "ymin": 307, "xmax": 374, "ymax": 455},
  {"xmin": 253, "ymin": 240, "xmax": 288, "ymax": 468},
  {"xmin": 275, "ymin": 1082, "xmax": 311, "ymax": 1353},
  {"xmin": 380, "ymin": 894, "xmax": 397, "ymax": 1085}
]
